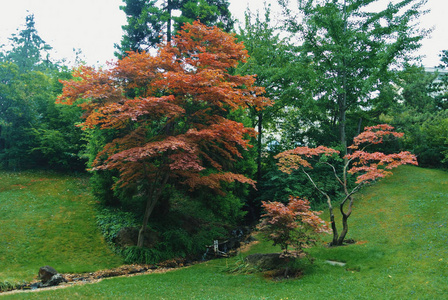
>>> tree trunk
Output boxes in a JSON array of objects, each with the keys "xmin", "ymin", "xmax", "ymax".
[
  {"xmin": 325, "ymin": 194, "xmax": 338, "ymax": 246},
  {"xmin": 329, "ymin": 208, "xmax": 339, "ymax": 246},
  {"xmin": 167, "ymin": 0, "xmax": 172, "ymax": 43},
  {"xmin": 336, "ymin": 194, "xmax": 354, "ymax": 245},
  {"xmin": 339, "ymin": 98, "xmax": 346, "ymax": 154},
  {"xmin": 339, "ymin": 0, "xmax": 348, "ymax": 155},
  {"xmin": 137, "ymin": 194, "xmax": 158, "ymax": 248},
  {"xmin": 256, "ymin": 112, "xmax": 263, "ymax": 183},
  {"xmin": 137, "ymin": 173, "xmax": 169, "ymax": 247},
  {"xmin": 337, "ymin": 212, "xmax": 349, "ymax": 245}
]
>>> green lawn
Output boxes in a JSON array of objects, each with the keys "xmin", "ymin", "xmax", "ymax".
[
  {"xmin": 1, "ymin": 166, "xmax": 447, "ymax": 299},
  {"xmin": 0, "ymin": 171, "xmax": 122, "ymax": 287}
]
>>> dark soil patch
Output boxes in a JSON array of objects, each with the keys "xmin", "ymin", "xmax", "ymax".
[{"xmin": 262, "ymin": 268, "xmax": 304, "ymax": 281}]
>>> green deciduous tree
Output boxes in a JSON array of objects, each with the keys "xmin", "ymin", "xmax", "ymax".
[
  {"xmin": 279, "ymin": 0, "xmax": 428, "ymax": 152},
  {"xmin": 0, "ymin": 15, "xmax": 85, "ymax": 170},
  {"xmin": 237, "ymin": 6, "xmax": 300, "ymax": 183}
]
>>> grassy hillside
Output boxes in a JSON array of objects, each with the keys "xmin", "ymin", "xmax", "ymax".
[
  {"xmin": 0, "ymin": 171, "xmax": 122, "ymax": 286},
  {"xmin": 1, "ymin": 166, "xmax": 447, "ymax": 299}
]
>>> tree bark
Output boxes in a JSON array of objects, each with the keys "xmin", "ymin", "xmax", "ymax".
[
  {"xmin": 137, "ymin": 173, "xmax": 169, "ymax": 248},
  {"xmin": 337, "ymin": 194, "xmax": 354, "ymax": 245},
  {"xmin": 167, "ymin": 0, "xmax": 172, "ymax": 43},
  {"xmin": 256, "ymin": 112, "xmax": 263, "ymax": 183}
]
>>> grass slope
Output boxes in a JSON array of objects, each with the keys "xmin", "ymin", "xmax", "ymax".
[
  {"xmin": 2, "ymin": 166, "xmax": 447, "ymax": 299},
  {"xmin": 0, "ymin": 171, "xmax": 122, "ymax": 286}
]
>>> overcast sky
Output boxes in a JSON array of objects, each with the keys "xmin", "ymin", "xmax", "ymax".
[{"xmin": 0, "ymin": 0, "xmax": 446, "ymax": 67}]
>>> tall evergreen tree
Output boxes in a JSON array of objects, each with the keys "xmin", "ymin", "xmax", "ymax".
[
  {"xmin": 2, "ymin": 14, "xmax": 53, "ymax": 72},
  {"xmin": 115, "ymin": 0, "xmax": 234, "ymax": 58}
]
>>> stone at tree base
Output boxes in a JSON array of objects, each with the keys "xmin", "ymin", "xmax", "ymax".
[
  {"xmin": 245, "ymin": 253, "xmax": 287, "ymax": 271},
  {"xmin": 38, "ymin": 266, "xmax": 58, "ymax": 283},
  {"xmin": 114, "ymin": 227, "xmax": 159, "ymax": 248},
  {"xmin": 114, "ymin": 227, "xmax": 138, "ymax": 248}
]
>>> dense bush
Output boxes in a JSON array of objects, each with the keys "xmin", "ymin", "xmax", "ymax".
[{"xmin": 96, "ymin": 187, "xmax": 244, "ymax": 264}]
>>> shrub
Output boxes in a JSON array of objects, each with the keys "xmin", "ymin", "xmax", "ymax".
[
  {"xmin": 258, "ymin": 196, "xmax": 330, "ymax": 259},
  {"xmin": 96, "ymin": 207, "xmax": 139, "ymax": 245}
]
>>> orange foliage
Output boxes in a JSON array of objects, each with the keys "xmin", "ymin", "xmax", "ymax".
[
  {"xmin": 275, "ymin": 146, "xmax": 340, "ymax": 173},
  {"xmin": 58, "ymin": 21, "xmax": 269, "ymax": 192}
]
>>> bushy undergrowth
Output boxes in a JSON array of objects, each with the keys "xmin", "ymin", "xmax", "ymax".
[
  {"xmin": 96, "ymin": 207, "xmax": 139, "ymax": 245},
  {"xmin": 95, "ymin": 188, "xmax": 243, "ymax": 264}
]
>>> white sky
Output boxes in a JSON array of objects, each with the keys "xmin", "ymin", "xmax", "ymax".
[{"xmin": 0, "ymin": 0, "xmax": 446, "ymax": 67}]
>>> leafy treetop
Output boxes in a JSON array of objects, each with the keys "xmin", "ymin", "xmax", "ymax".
[
  {"xmin": 58, "ymin": 21, "xmax": 270, "ymax": 247},
  {"xmin": 277, "ymin": 124, "xmax": 418, "ymax": 185}
]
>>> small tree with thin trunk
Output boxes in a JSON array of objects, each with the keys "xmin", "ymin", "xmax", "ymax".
[
  {"xmin": 259, "ymin": 195, "xmax": 330, "ymax": 259},
  {"xmin": 275, "ymin": 124, "xmax": 418, "ymax": 246}
]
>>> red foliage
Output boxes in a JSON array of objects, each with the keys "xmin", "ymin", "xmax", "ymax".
[
  {"xmin": 259, "ymin": 196, "xmax": 330, "ymax": 257},
  {"xmin": 349, "ymin": 124, "xmax": 404, "ymax": 150},
  {"xmin": 276, "ymin": 124, "xmax": 418, "ymax": 184},
  {"xmin": 57, "ymin": 21, "xmax": 270, "ymax": 192},
  {"xmin": 346, "ymin": 150, "xmax": 418, "ymax": 184}
]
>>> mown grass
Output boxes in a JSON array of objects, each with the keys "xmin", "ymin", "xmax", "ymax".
[
  {"xmin": 2, "ymin": 166, "xmax": 447, "ymax": 299},
  {"xmin": 0, "ymin": 171, "xmax": 122, "ymax": 286}
]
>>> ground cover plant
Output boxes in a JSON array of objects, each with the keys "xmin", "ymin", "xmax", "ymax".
[
  {"xmin": 2, "ymin": 166, "xmax": 446, "ymax": 299},
  {"xmin": 0, "ymin": 171, "xmax": 122, "ymax": 289}
]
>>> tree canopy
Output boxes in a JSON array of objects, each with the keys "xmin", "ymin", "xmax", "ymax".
[{"xmin": 279, "ymin": 0, "xmax": 428, "ymax": 151}]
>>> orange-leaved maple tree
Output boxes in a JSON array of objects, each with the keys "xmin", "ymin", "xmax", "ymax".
[
  {"xmin": 275, "ymin": 124, "xmax": 418, "ymax": 246},
  {"xmin": 57, "ymin": 21, "xmax": 271, "ymax": 247},
  {"xmin": 258, "ymin": 196, "xmax": 330, "ymax": 259}
]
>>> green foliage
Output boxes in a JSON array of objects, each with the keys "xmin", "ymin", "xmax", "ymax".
[
  {"xmin": 174, "ymin": 0, "xmax": 234, "ymax": 33},
  {"xmin": 223, "ymin": 255, "xmax": 261, "ymax": 274},
  {"xmin": 278, "ymin": 0, "xmax": 428, "ymax": 147},
  {"xmin": 396, "ymin": 110, "xmax": 448, "ymax": 168},
  {"xmin": 96, "ymin": 207, "xmax": 139, "ymax": 245},
  {"xmin": 95, "ymin": 187, "xmax": 243, "ymax": 264},
  {"xmin": 1, "ymin": 14, "xmax": 53, "ymax": 72},
  {"xmin": 236, "ymin": 5, "xmax": 300, "ymax": 181},
  {"xmin": 144, "ymin": 190, "xmax": 231, "ymax": 259},
  {"xmin": 123, "ymin": 246, "xmax": 173, "ymax": 264},
  {"xmin": 258, "ymin": 161, "xmax": 347, "ymax": 210},
  {"xmin": 379, "ymin": 64, "xmax": 448, "ymax": 168},
  {"xmin": 0, "ymin": 15, "xmax": 86, "ymax": 171},
  {"xmin": 115, "ymin": 0, "xmax": 234, "ymax": 57}
]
